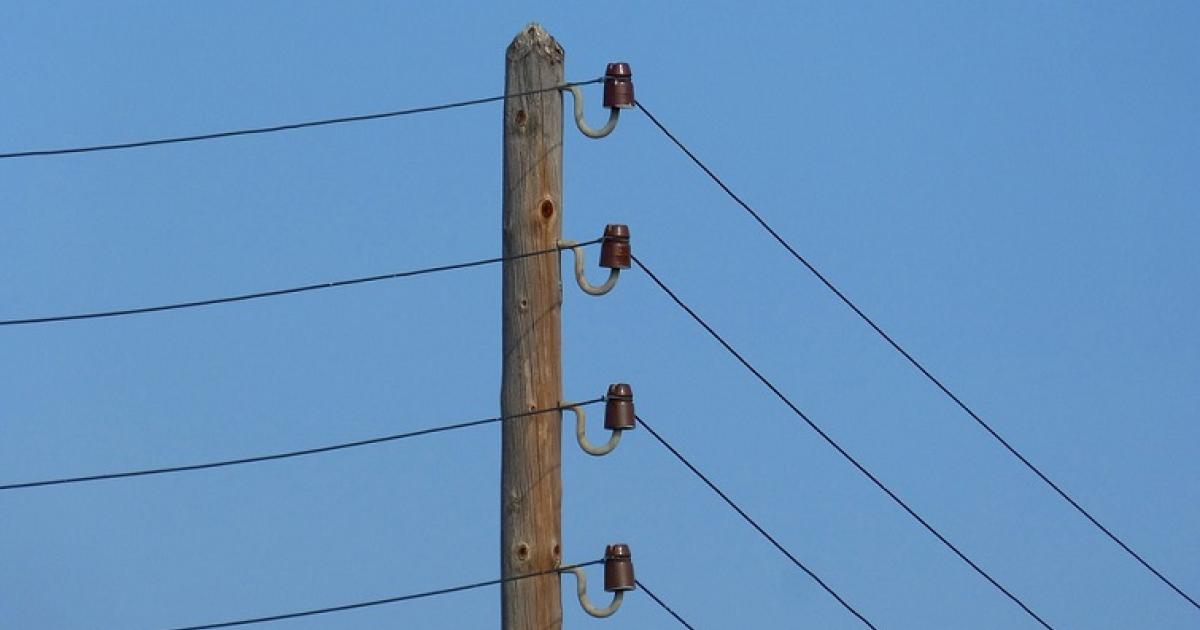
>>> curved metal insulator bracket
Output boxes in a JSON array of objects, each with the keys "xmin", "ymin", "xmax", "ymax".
[
  {"xmin": 559, "ymin": 239, "xmax": 621, "ymax": 296},
  {"xmin": 565, "ymin": 566, "xmax": 625, "ymax": 618},
  {"xmin": 561, "ymin": 84, "xmax": 621, "ymax": 139},
  {"xmin": 564, "ymin": 403, "xmax": 622, "ymax": 456}
]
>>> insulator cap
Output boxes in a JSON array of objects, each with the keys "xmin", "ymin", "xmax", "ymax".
[
  {"xmin": 604, "ymin": 383, "xmax": 636, "ymax": 431},
  {"xmin": 599, "ymin": 224, "xmax": 631, "ymax": 270},
  {"xmin": 603, "ymin": 62, "xmax": 634, "ymax": 109},
  {"xmin": 603, "ymin": 543, "xmax": 636, "ymax": 592}
]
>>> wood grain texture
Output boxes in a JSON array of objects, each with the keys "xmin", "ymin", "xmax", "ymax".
[{"xmin": 500, "ymin": 22, "xmax": 565, "ymax": 630}]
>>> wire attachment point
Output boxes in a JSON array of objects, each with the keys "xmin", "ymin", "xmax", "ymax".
[
  {"xmin": 566, "ymin": 544, "xmax": 634, "ymax": 618},
  {"xmin": 561, "ymin": 64, "xmax": 631, "ymax": 139},
  {"xmin": 566, "ymin": 384, "xmax": 635, "ymax": 456},
  {"xmin": 559, "ymin": 225, "xmax": 629, "ymax": 297}
]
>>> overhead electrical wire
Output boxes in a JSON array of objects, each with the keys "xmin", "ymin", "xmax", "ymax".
[
  {"xmin": 161, "ymin": 559, "xmax": 603, "ymax": 630},
  {"xmin": 635, "ymin": 97, "xmax": 1200, "ymax": 614},
  {"xmin": 5, "ymin": 71, "xmax": 1168, "ymax": 626},
  {"xmin": 0, "ymin": 399, "xmax": 603, "ymax": 491},
  {"xmin": 638, "ymin": 414, "xmax": 876, "ymax": 629},
  {"xmin": 0, "ymin": 79, "xmax": 602, "ymax": 160},
  {"xmin": 635, "ymin": 579, "xmax": 697, "ymax": 629},
  {"xmin": 0, "ymin": 239, "xmax": 601, "ymax": 327},
  {"xmin": 632, "ymin": 255, "xmax": 1054, "ymax": 629}
]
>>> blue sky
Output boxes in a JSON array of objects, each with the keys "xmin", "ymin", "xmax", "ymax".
[{"xmin": 2, "ymin": 2, "xmax": 1198, "ymax": 628}]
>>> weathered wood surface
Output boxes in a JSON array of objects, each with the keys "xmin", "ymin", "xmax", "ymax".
[{"xmin": 500, "ymin": 22, "xmax": 565, "ymax": 630}]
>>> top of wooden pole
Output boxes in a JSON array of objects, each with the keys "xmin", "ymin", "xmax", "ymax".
[{"xmin": 507, "ymin": 23, "xmax": 564, "ymax": 65}]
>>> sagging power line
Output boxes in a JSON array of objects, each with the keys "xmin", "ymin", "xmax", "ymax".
[
  {"xmin": 0, "ymin": 399, "xmax": 603, "ymax": 491},
  {"xmin": 632, "ymin": 255, "xmax": 1055, "ymax": 629},
  {"xmin": 635, "ymin": 579, "xmax": 697, "ymax": 630},
  {"xmin": 0, "ymin": 239, "xmax": 600, "ymax": 327},
  {"xmin": 638, "ymin": 414, "xmax": 877, "ymax": 629},
  {"xmin": 0, "ymin": 79, "xmax": 601, "ymax": 159},
  {"xmin": 635, "ymin": 97, "xmax": 1200, "ymax": 614},
  {"xmin": 161, "ymin": 560, "xmax": 603, "ymax": 630},
  {"xmin": 7, "ymin": 32, "xmax": 1182, "ymax": 627}
]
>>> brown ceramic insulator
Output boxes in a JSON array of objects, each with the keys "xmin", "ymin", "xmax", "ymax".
[
  {"xmin": 598, "ymin": 224, "xmax": 631, "ymax": 269},
  {"xmin": 604, "ymin": 383, "xmax": 636, "ymax": 431},
  {"xmin": 603, "ymin": 62, "xmax": 634, "ymax": 109},
  {"xmin": 603, "ymin": 543, "xmax": 636, "ymax": 592}
]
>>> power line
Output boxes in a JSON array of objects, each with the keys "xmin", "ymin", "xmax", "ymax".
[
  {"xmin": 636, "ymin": 579, "xmax": 697, "ymax": 629},
  {"xmin": 634, "ymin": 99, "xmax": 1200, "ymax": 614},
  {"xmin": 0, "ymin": 79, "xmax": 602, "ymax": 160},
  {"xmin": 0, "ymin": 398, "xmax": 603, "ymax": 491},
  {"xmin": 0, "ymin": 239, "xmax": 600, "ymax": 327},
  {"xmin": 637, "ymin": 414, "xmax": 876, "ymax": 629},
  {"xmin": 161, "ymin": 559, "xmax": 603, "ymax": 630},
  {"xmin": 632, "ymin": 255, "xmax": 1054, "ymax": 629}
]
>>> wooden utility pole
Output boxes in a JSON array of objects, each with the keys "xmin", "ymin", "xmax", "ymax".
[{"xmin": 500, "ymin": 23, "xmax": 565, "ymax": 630}]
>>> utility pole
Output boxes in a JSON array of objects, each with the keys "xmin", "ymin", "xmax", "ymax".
[{"xmin": 500, "ymin": 22, "xmax": 565, "ymax": 630}]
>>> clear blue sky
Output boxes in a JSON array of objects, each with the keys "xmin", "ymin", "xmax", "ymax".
[{"xmin": 3, "ymin": 2, "xmax": 1198, "ymax": 628}]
